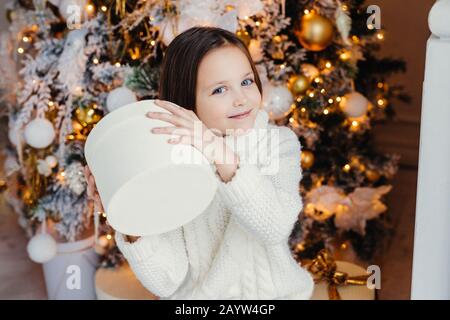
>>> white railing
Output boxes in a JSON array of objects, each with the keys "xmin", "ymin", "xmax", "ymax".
[{"xmin": 411, "ymin": 0, "xmax": 450, "ymax": 300}]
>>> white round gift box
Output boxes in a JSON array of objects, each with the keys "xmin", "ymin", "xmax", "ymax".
[{"xmin": 84, "ymin": 100, "xmax": 218, "ymax": 237}]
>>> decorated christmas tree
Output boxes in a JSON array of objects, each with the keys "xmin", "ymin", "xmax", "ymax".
[{"xmin": 0, "ymin": 0, "xmax": 408, "ymax": 270}]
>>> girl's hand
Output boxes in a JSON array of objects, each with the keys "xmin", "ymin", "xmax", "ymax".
[
  {"xmin": 147, "ymin": 100, "xmax": 235, "ymax": 165},
  {"xmin": 147, "ymin": 99, "xmax": 240, "ymax": 182},
  {"xmin": 84, "ymin": 165, "xmax": 105, "ymax": 213}
]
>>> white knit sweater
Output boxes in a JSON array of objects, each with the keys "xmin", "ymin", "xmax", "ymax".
[{"xmin": 115, "ymin": 109, "xmax": 314, "ymax": 300}]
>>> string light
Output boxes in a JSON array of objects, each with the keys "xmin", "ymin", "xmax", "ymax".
[
  {"xmin": 308, "ymin": 91, "xmax": 315, "ymax": 98},
  {"xmin": 343, "ymin": 164, "xmax": 351, "ymax": 172},
  {"xmin": 368, "ymin": 24, "xmax": 375, "ymax": 30},
  {"xmin": 106, "ymin": 234, "xmax": 112, "ymax": 240},
  {"xmin": 296, "ymin": 97, "xmax": 302, "ymax": 102},
  {"xmin": 314, "ymin": 77, "xmax": 322, "ymax": 84},
  {"xmin": 377, "ymin": 82, "xmax": 384, "ymax": 89},
  {"xmin": 376, "ymin": 31, "xmax": 385, "ymax": 40},
  {"xmin": 48, "ymin": 101, "xmax": 54, "ymax": 107},
  {"xmin": 17, "ymin": 47, "xmax": 24, "ymax": 54},
  {"xmin": 115, "ymin": 62, "xmax": 121, "ymax": 68},
  {"xmin": 93, "ymin": 58, "xmax": 99, "ymax": 64},
  {"xmin": 336, "ymin": 96, "xmax": 342, "ymax": 102},
  {"xmin": 102, "ymin": 212, "xmax": 107, "ymax": 218},
  {"xmin": 320, "ymin": 88, "xmax": 326, "ymax": 94},
  {"xmin": 86, "ymin": 4, "xmax": 95, "ymax": 14},
  {"xmin": 22, "ymin": 36, "xmax": 30, "ymax": 42},
  {"xmin": 101, "ymin": 5, "xmax": 107, "ymax": 12},
  {"xmin": 304, "ymin": 9, "xmax": 310, "ymax": 14},
  {"xmin": 351, "ymin": 120, "xmax": 360, "ymax": 129},
  {"xmin": 342, "ymin": 4, "xmax": 349, "ymax": 11},
  {"xmin": 255, "ymin": 21, "xmax": 260, "ymax": 27},
  {"xmin": 280, "ymin": 63, "xmax": 286, "ymax": 69},
  {"xmin": 323, "ymin": 108, "xmax": 329, "ymax": 115},
  {"xmin": 150, "ymin": 40, "xmax": 156, "ymax": 46},
  {"xmin": 340, "ymin": 51, "xmax": 351, "ymax": 61},
  {"xmin": 301, "ymin": 107, "xmax": 306, "ymax": 113},
  {"xmin": 328, "ymin": 98, "xmax": 334, "ymax": 104},
  {"xmin": 377, "ymin": 98, "xmax": 387, "ymax": 107},
  {"xmin": 325, "ymin": 61, "xmax": 332, "ymax": 69},
  {"xmin": 289, "ymin": 117, "xmax": 294, "ymax": 123}
]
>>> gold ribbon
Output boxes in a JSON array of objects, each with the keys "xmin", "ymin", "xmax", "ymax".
[{"xmin": 306, "ymin": 249, "xmax": 370, "ymax": 300}]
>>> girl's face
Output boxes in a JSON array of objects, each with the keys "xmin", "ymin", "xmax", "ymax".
[{"xmin": 195, "ymin": 45, "xmax": 262, "ymax": 136}]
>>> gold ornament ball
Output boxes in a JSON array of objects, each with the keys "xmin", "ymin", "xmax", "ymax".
[
  {"xmin": 0, "ymin": 180, "xmax": 7, "ymax": 193},
  {"xmin": 288, "ymin": 74, "xmax": 310, "ymax": 95},
  {"xmin": 366, "ymin": 169, "xmax": 380, "ymax": 182},
  {"xmin": 236, "ymin": 29, "xmax": 251, "ymax": 46},
  {"xmin": 75, "ymin": 104, "xmax": 103, "ymax": 127},
  {"xmin": 301, "ymin": 150, "xmax": 315, "ymax": 169},
  {"xmin": 295, "ymin": 12, "xmax": 334, "ymax": 52}
]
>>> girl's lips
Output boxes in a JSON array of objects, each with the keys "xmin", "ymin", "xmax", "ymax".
[{"xmin": 228, "ymin": 109, "xmax": 252, "ymax": 119}]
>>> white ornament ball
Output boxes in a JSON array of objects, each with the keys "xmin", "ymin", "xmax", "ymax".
[
  {"xmin": 301, "ymin": 63, "xmax": 320, "ymax": 80},
  {"xmin": 8, "ymin": 127, "xmax": 22, "ymax": 146},
  {"xmin": 106, "ymin": 87, "xmax": 138, "ymax": 113},
  {"xmin": 45, "ymin": 155, "xmax": 58, "ymax": 168},
  {"xmin": 27, "ymin": 233, "xmax": 57, "ymax": 263},
  {"xmin": 339, "ymin": 92, "xmax": 370, "ymax": 118},
  {"xmin": 24, "ymin": 118, "xmax": 55, "ymax": 149},
  {"xmin": 262, "ymin": 84, "xmax": 294, "ymax": 120},
  {"xmin": 59, "ymin": 0, "xmax": 87, "ymax": 21}
]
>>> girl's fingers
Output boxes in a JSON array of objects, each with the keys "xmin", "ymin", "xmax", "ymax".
[
  {"xmin": 146, "ymin": 111, "xmax": 193, "ymax": 129},
  {"xmin": 151, "ymin": 126, "xmax": 192, "ymax": 136}
]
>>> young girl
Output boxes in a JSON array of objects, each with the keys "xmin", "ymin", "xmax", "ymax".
[{"xmin": 85, "ymin": 26, "xmax": 314, "ymax": 300}]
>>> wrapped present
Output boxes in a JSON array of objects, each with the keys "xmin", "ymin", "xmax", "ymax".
[
  {"xmin": 306, "ymin": 249, "xmax": 376, "ymax": 300},
  {"xmin": 95, "ymin": 263, "xmax": 158, "ymax": 300}
]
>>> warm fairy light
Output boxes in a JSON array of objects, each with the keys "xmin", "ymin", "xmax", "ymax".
[
  {"xmin": 32, "ymin": 79, "xmax": 37, "ymax": 84},
  {"xmin": 273, "ymin": 35, "xmax": 282, "ymax": 43},
  {"xmin": 102, "ymin": 212, "xmax": 107, "ymax": 218},
  {"xmin": 150, "ymin": 40, "xmax": 156, "ymax": 46},
  {"xmin": 17, "ymin": 47, "xmax": 24, "ymax": 54},
  {"xmin": 320, "ymin": 88, "xmax": 326, "ymax": 94},
  {"xmin": 93, "ymin": 58, "xmax": 99, "ymax": 64},
  {"xmin": 352, "ymin": 35, "xmax": 360, "ymax": 44},
  {"xmin": 336, "ymin": 96, "xmax": 342, "ymax": 102},
  {"xmin": 86, "ymin": 4, "xmax": 94, "ymax": 13},
  {"xmin": 325, "ymin": 61, "xmax": 332, "ymax": 69},
  {"xmin": 22, "ymin": 36, "xmax": 30, "ymax": 42},
  {"xmin": 368, "ymin": 24, "xmax": 375, "ymax": 30},
  {"xmin": 376, "ymin": 31, "xmax": 385, "ymax": 40},
  {"xmin": 377, "ymin": 98, "xmax": 385, "ymax": 106},
  {"xmin": 48, "ymin": 101, "xmax": 54, "ymax": 107},
  {"xmin": 115, "ymin": 62, "xmax": 121, "ymax": 67},
  {"xmin": 351, "ymin": 120, "xmax": 359, "ymax": 128},
  {"xmin": 328, "ymin": 98, "xmax": 334, "ymax": 104},
  {"xmin": 244, "ymin": 16, "xmax": 249, "ymax": 20},
  {"xmin": 308, "ymin": 92, "xmax": 315, "ymax": 98},
  {"xmin": 255, "ymin": 21, "xmax": 260, "ymax": 27},
  {"xmin": 342, "ymin": 4, "xmax": 349, "ymax": 11},
  {"xmin": 301, "ymin": 107, "xmax": 306, "ymax": 113},
  {"xmin": 314, "ymin": 77, "xmax": 321, "ymax": 84},
  {"xmin": 149, "ymin": 16, "xmax": 155, "ymax": 21},
  {"xmin": 340, "ymin": 51, "xmax": 351, "ymax": 61},
  {"xmin": 101, "ymin": 5, "xmax": 107, "ymax": 12},
  {"xmin": 377, "ymin": 82, "xmax": 384, "ymax": 89},
  {"xmin": 296, "ymin": 97, "xmax": 302, "ymax": 102},
  {"xmin": 323, "ymin": 108, "xmax": 329, "ymax": 115},
  {"xmin": 289, "ymin": 117, "xmax": 294, "ymax": 123},
  {"xmin": 343, "ymin": 164, "xmax": 351, "ymax": 172},
  {"xmin": 106, "ymin": 234, "xmax": 112, "ymax": 240},
  {"xmin": 304, "ymin": 9, "xmax": 310, "ymax": 14},
  {"xmin": 280, "ymin": 64, "xmax": 286, "ymax": 69}
]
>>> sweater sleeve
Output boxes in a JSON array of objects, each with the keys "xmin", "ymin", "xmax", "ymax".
[
  {"xmin": 216, "ymin": 127, "xmax": 303, "ymax": 245},
  {"xmin": 114, "ymin": 227, "xmax": 189, "ymax": 297}
]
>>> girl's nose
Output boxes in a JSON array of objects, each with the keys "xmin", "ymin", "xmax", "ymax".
[{"xmin": 233, "ymin": 91, "xmax": 248, "ymax": 107}]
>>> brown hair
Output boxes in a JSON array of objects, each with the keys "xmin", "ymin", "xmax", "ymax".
[{"xmin": 158, "ymin": 26, "xmax": 263, "ymax": 113}]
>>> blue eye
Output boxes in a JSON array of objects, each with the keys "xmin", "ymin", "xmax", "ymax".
[
  {"xmin": 242, "ymin": 78, "xmax": 254, "ymax": 86},
  {"xmin": 212, "ymin": 86, "xmax": 226, "ymax": 95}
]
